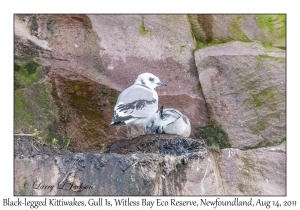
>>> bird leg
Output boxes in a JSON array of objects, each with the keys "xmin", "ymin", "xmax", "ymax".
[{"xmin": 127, "ymin": 126, "xmax": 132, "ymax": 139}]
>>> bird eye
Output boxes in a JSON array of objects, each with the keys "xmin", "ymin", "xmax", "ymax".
[{"xmin": 149, "ymin": 77, "xmax": 154, "ymax": 82}]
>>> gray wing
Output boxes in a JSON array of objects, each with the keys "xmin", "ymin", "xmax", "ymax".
[
  {"xmin": 111, "ymin": 85, "xmax": 157, "ymax": 126},
  {"xmin": 162, "ymin": 108, "xmax": 187, "ymax": 126},
  {"xmin": 116, "ymin": 84, "xmax": 154, "ymax": 104}
]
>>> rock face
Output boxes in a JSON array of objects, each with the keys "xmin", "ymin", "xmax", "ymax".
[
  {"xmin": 195, "ymin": 41, "xmax": 286, "ymax": 149},
  {"xmin": 218, "ymin": 143, "xmax": 286, "ymax": 195},
  {"xmin": 14, "ymin": 14, "xmax": 208, "ymax": 152},
  {"xmin": 14, "ymin": 14, "xmax": 286, "ymax": 196},
  {"xmin": 88, "ymin": 15, "xmax": 208, "ymax": 135},
  {"xmin": 14, "ymin": 135, "xmax": 285, "ymax": 195},
  {"xmin": 14, "ymin": 135, "xmax": 208, "ymax": 196},
  {"xmin": 188, "ymin": 14, "xmax": 286, "ymax": 49}
]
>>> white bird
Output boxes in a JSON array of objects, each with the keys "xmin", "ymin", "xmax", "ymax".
[
  {"xmin": 110, "ymin": 73, "xmax": 167, "ymax": 138},
  {"xmin": 146, "ymin": 105, "xmax": 191, "ymax": 137}
]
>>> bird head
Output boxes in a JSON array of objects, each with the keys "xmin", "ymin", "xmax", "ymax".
[{"xmin": 134, "ymin": 73, "xmax": 167, "ymax": 90}]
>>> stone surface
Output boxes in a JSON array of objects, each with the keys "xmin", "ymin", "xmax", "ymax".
[
  {"xmin": 218, "ymin": 142, "xmax": 286, "ymax": 195},
  {"xmin": 14, "ymin": 135, "xmax": 285, "ymax": 196},
  {"xmin": 188, "ymin": 14, "xmax": 286, "ymax": 49},
  {"xmin": 88, "ymin": 14, "xmax": 208, "ymax": 127},
  {"xmin": 14, "ymin": 135, "xmax": 208, "ymax": 196},
  {"xmin": 14, "ymin": 14, "xmax": 208, "ymax": 152},
  {"xmin": 195, "ymin": 41, "xmax": 286, "ymax": 149}
]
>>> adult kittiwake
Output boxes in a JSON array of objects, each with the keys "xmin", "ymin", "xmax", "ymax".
[
  {"xmin": 146, "ymin": 105, "xmax": 191, "ymax": 137},
  {"xmin": 110, "ymin": 73, "xmax": 167, "ymax": 138}
]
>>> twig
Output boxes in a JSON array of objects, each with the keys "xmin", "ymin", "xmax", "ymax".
[
  {"xmin": 31, "ymin": 141, "xmax": 40, "ymax": 152},
  {"xmin": 14, "ymin": 133, "xmax": 34, "ymax": 136},
  {"xmin": 58, "ymin": 172, "xmax": 70, "ymax": 188}
]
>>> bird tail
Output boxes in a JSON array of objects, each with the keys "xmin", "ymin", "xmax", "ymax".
[{"xmin": 110, "ymin": 121, "xmax": 126, "ymax": 127}]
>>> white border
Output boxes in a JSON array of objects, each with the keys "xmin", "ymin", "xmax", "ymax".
[{"xmin": 2, "ymin": 0, "xmax": 298, "ymax": 209}]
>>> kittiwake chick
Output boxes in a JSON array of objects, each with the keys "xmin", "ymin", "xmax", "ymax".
[{"xmin": 146, "ymin": 105, "xmax": 191, "ymax": 137}]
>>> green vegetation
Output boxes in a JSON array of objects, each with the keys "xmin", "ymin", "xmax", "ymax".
[
  {"xmin": 19, "ymin": 180, "xmax": 28, "ymax": 196},
  {"xmin": 109, "ymin": 89, "xmax": 119, "ymax": 106},
  {"xmin": 257, "ymin": 15, "xmax": 275, "ymax": 34},
  {"xmin": 180, "ymin": 45, "xmax": 185, "ymax": 53},
  {"xmin": 14, "ymin": 89, "xmax": 34, "ymax": 132},
  {"xmin": 245, "ymin": 85, "xmax": 285, "ymax": 135},
  {"xmin": 14, "ymin": 83, "xmax": 57, "ymax": 141},
  {"xmin": 14, "ymin": 57, "xmax": 57, "ymax": 141},
  {"xmin": 99, "ymin": 143, "xmax": 106, "ymax": 154},
  {"xmin": 241, "ymin": 152, "xmax": 253, "ymax": 171},
  {"xmin": 256, "ymin": 14, "xmax": 286, "ymax": 49},
  {"xmin": 252, "ymin": 120, "xmax": 267, "ymax": 135},
  {"xmin": 229, "ymin": 21, "xmax": 249, "ymax": 42},
  {"xmin": 14, "ymin": 60, "xmax": 42, "ymax": 88},
  {"xmin": 62, "ymin": 135, "xmax": 70, "ymax": 148},
  {"xmin": 243, "ymin": 137, "xmax": 286, "ymax": 150},
  {"xmin": 32, "ymin": 128, "xmax": 39, "ymax": 137},
  {"xmin": 51, "ymin": 137, "xmax": 58, "ymax": 147},
  {"xmin": 187, "ymin": 14, "xmax": 286, "ymax": 50},
  {"xmin": 196, "ymin": 126, "xmax": 231, "ymax": 149},
  {"xmin": 256, "ymin": 54, "xmax": 285, "ymax": 69},
  {"xmin": 247, "ymin": 86, "xmax": 285, "ymax": 110},
  {"xmin": 187, "ymin": 14, "xmax": 247, "ymax": 50},
  {"xmin": 62, "ymin": 129, "xmax": 79, "ymax": 149},
  {"xmin": 140, "ymin": 16, "xmax": 153, "ymax": 36}
]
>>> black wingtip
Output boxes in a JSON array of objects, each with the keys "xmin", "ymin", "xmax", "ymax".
[{"xmin": 110, "ymin": 121, "xmax": 126, "ymax": 127}]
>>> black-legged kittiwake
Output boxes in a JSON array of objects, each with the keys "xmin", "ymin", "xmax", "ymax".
[
  {"xmin": 110, "ymin": 73, "xmax": 167, "ymax": 137},
  {"xmin": 146, "ymin": 105, "xmax": 191, "ymax": 137}
]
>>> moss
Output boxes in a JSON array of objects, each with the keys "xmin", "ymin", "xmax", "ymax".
[
  {"xmin": 14, "ymin": 59, "xmax": 42, "ymax": 88},
  {"xmin": 109, "ymin": 89, "xmax": 119, "ymax": 106},
  {"xmin": 247, "ymin": 86, "xmax": 285, "ymax": 109},
  {"xmin": 243, "ymin": 137, "xmax": 286, "ymax": 150},
  {"xmin": 256, "ymin": 14, "xmax": 286, "ymax": 49},
  {"xmin": 257, "ymin": 15, "xmax": 275, "ymax": 34},
  {"xmin": 140, "ymin": 16, "xmax": 153, "ymax": 36},
  {"xmin": 189, "ymin": 13, "xmax": 230, "ymax": 49},
  {"xmin": 241, "ymin": 152, "xmax": 253, "ymax": 171},
  {"xmin": 14, "ymin": 89, "xmax": 34, "ymax": 132},
  {"xmin": 14, "ymin": 82, "xmax": 57, "ymax": 141},
  {"xmin": 229, "ymin": 19, "xmax": 249, "ymax": 42},
  {"xmin": 187, "ymin": 14, "xmax": 250, "ymax": 50},
  {"xmin": 196, "ymin": 126, "xmax": 231, "ymax": 149},
  {"xmin": 187, "ymin": 14, "xmax": 203, "ymax": 44},
  {"xmin": 251, "ymin": 112, "xmax": 281, "ymax": 135},
  {"xmin": 237, "ymin": 151, "xmax": 258, "ymax": 194},
  {"xmin": 256, "ymin": 54, "xmax": 285, "ymax": 69},
  {"xmin": 180, "ymin": 45, "xmax": 185, "ymax": 53},
  {"xmin": 19, "ymin": 180, "xmax": 28, "ymax": 196},
  {"xmin": 252, "ymin": 120, "xmax": 267, "ymax": 134}
]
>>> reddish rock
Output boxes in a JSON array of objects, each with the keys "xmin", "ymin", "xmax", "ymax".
[
  {"xmin": 218, "ymin": 143, "xmax": 286, "ymax": 195},
  {"xmin": 195, "ymin": 41, "xmax": 286, "ymax": 149},
  {"xmin": 14, "ymin": 14, "xmax": 208, "ymax": 152},
  {"xmin": 88, "ymin": 15, "xmax": 207, "ymax": 127},
  {"xmin": 14, "ymin": 135, "xmax": 285, "ymax": 195},
  {"xmin": 188, "ymin": 14, "xmax": 286, "ymax": 49}
]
